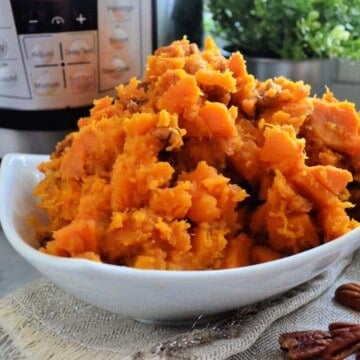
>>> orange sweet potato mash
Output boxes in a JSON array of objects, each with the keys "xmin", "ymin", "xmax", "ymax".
[{"xmin": 34, "ymin": 36, "xmax": 360, "ymax": 270}]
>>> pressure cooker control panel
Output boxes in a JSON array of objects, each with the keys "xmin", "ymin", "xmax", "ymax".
[{"xmin": 0, "ymin": 0, "xmax": 152, "ymax": 110}]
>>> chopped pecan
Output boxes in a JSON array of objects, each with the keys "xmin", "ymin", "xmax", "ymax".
[
  {"xmin": 137, "ymin": 81, "xmax": 149, "ymax": 92},
  {"xmin": 122, "ymin": 98, "xmax": 147, "ymax": 113},
  {"xmin": 322, "ymin": 327, "xmax": 360, "ymax": 360},
  {"xmin": 38, "ymin": 231, "xmax": 53, "ymax": 247},
  {"xmin": 278, "ymin": 330, "xmax": 332, "ymax": 359},
  {"xmin": 334, "ymin": 283, "xmax": 360, "ymax": 311},
  {"xmin": 255, "ymin": 80, "xmax": 281, "ymax": 109},
  {"xmin": 151, "ymin": 127, "xmax": 184, "ymax": 150}
]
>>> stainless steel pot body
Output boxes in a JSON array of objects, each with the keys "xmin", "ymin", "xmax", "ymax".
[{"xmin": 245, "ymin": 56, "xmax": 336, "ymax": 97}]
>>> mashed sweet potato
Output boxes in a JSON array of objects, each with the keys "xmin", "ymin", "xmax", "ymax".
[{"xmin": 34, "ymin": 36, "xmax": 360, "ymax": 270}]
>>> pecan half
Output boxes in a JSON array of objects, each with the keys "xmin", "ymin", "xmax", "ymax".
[
  {"xmin": 335, "ymin": 283, "xmax": 360, "ymax": 311},
  {"xmin": 322, "ymin": 327, "xmax": 360, "ymax": 360},
  {"xmin": 329, "ymin": 322, "xmax": 360, "ymax": 338},
  {"xmin": 278, "ymin": 330, "xmax": 332, "ymax": 359}
]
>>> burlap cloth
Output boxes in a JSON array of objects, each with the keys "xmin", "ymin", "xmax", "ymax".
[{"xmin": 1, "ymin": 250, "xmax": 360, "ymax": 360}]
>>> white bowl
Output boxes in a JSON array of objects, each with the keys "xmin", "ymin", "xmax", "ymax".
[{"xmin": 1, "ymin": 152, "xmax": 360, "ymax": 325}]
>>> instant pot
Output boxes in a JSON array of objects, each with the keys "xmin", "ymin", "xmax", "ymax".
[{"xmin": 0, "ymin": 0, "xmax": 203, "ymax": 156}]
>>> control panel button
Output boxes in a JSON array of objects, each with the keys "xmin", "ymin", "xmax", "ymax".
[
  {"xmin": 75, "ymin": 13, "xmax": 87, "ymax": 25},
  {"xmin": 24, "ymin": 35, "xmax": 59, "ymax": 64},
  {"xmin": 0, "ymin": 64, "xmax": 17, "ymax": 89},
  {"xmin": 103, "ymin": 57, "xmax": 128, "ymax": 79},
  {"xmin": 51, "ymin": 16, "xmax": 65, "ymax": 25},
  {"xmin": 107, "ymin": 0, "xmax": 134, "ymax": 21},
  {"xmin": 30, "ymin": 43, "xmax": 55, "ymax": 65},
  {"xmin": 109, "ymin": 26, "xmax": 128, "ymax": 50},
  {"xmin": 65, "ymin": 39, "xmax": 93, "ymax": 62},
  {"xmin": 50, "ymin": 15, "xmax": 66, "ymax": 32},
  {"xmin": 72, "ymin": 9, "xmax": 96, "ymax": 31},
  {"xmin": 0, "ymin": 39, "xmax": 8, "ymax": 58},
  {"xmin": 69, "ymin": 67, "xmax": 94, "ymax": 93},
  {"xmin": 33, "ymin": 70, "xmax": 61, "ymax": 95},
  {"xmin": 24, "ymin": 10, "xmax": 44, "ymax": 33}
]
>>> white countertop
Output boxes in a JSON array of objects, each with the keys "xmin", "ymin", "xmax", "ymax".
[{"xmin": 0, "ymin": 226, "xmax": 41, "ymax": 298}]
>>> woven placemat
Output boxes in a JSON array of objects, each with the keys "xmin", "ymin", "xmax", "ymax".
[{"xmin": 1, "ymin": 250, "xmax": 360, "ymax": 360}]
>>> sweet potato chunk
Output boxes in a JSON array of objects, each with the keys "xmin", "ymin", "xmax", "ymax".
[
  {"xmin": 259, "ymin": 125, "xmax": 306, "ymax": 174},
  {"xmin": 198, "ymin": 101, "xmax": 238, "ymax": 138},
  {"xmin": 221, "ymin": 233, "xmax": 254, "ymax": 268},
  {"xmin": 252, "ymin": 246, "xmax": 282, "ymax": 264},
  {"xmin": 304, "ymin": 93, "xmax": 360, "ymax": 156}
]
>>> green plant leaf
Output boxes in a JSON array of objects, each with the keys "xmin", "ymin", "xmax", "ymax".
[{"xmin": 206, "ymin": 0, "xmax": 360, "ymax": 59}]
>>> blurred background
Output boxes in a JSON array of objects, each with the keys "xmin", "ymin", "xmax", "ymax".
[{"xmin": 0, "ymin": 0, "xmax": 359, "ymax": 157}]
